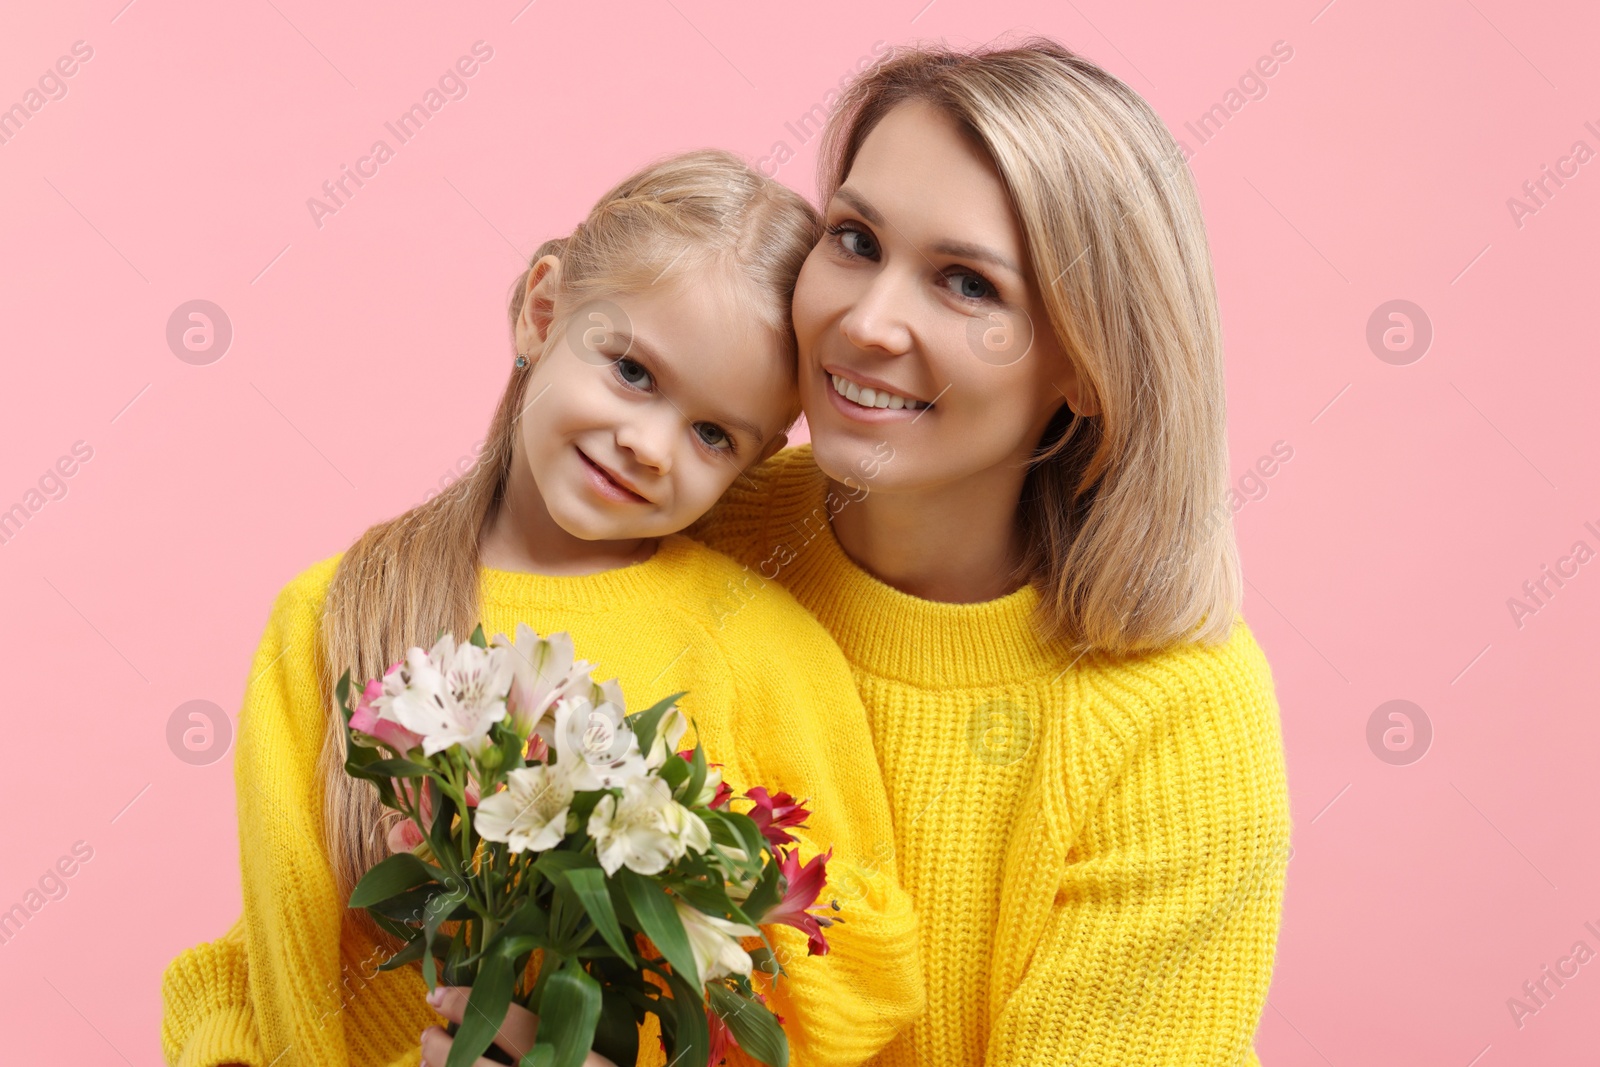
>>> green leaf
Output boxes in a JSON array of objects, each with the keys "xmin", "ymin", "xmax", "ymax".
[
  {"xmin": 469, "ymin": 623, "xmax": 488, "ymax": 649},
  {"xmin": 444, "ymin": 943, "xmax": 516, "ymax": 1067},
  {"xmin": 421, "ymin": 884, "xmax": 469, "ymax": 989},
  {"xmin": 534, "ymin": 961, "xmax": 603, "ymax": 1067},
  {"xmin": 518, "ymin": 1048, "xmax": 554, "ymax": 1067},
  {"xmin": 664, "ymin": 968, "xmax": 709, "ymax": 1067},
  {"xmin": 563, "ymin": 867, "xmax": 635, "ymax": 965},
  {"xmin": 426, "ymin": 782, "xmax": 461, "ymax": 869},
  {"xmin": 533, "ymin": 851, "xmax": 592, "ymax": 879},
  {"xmin": 746, "ymin": 945, "xmax": 782, "ymax": 979},
  {"xmin": 671, "ymin": 880, "xmax": 756, "ymax": 929},
  {"xmin": 708, "ymin": 983, "xmax": 789, "ymax": 1067},
  {"xmin": 335, "ymin": 669, "xmax": 352, "ymax": 716},
  {"xmin": 683, "ymin": 743, "xmax": 708, "ymax": 806},
  {"xmin": 348, "ymin": 853, "xmax": 441, "ymax": 908},
  {"xmin": 740, "ymin": 856, "xmax": 784, "ymax": 924},
  {"xmin": 658, "ymin": 754, "xmax": 690, "ymax": 795},
  {"xmin": 376, "ymin": 929, "xmax": 427, "ymax": 972},
  {"xmin": 591, "ymin": 986, "xmax": 640, "ymax": 1067},
  {"xmin": 617, "ymin": 869, "xmax": 698, "ymax": 987},
  {"xmin": 361, "ymin": 757, "xmax": 437, "ymax": 779},
  {"xmin": 624, "ymin": 691, "xmax": 687, "ymax": 755}
]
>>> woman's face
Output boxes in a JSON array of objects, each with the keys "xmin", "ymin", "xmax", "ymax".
[{"xmin": 793, "ymin": 99, "xmax": 1087, "ymax": 495}]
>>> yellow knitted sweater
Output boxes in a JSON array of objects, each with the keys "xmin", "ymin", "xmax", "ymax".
[
  {"xmin": 160, "ymin": 532, "xmax": 923, "ymax": 1067},
  {"xmin": 683, "ymin": 445, "xmax": 1293, "ymax": 1067}
]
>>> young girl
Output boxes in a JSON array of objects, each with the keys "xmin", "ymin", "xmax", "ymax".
[{"xmin": 161, "ymin": 150, "xmax": 923, "ymax": 1067}]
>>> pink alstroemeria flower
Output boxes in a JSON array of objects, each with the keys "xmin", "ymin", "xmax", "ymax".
[
  {"xmin": 349, "ymin": 668, "xmax": 424, "ymax": 754},
  {"xmin": 386, "ymin": 777, "xmax": 479, "ymax": 853},
  {"xmin": 763, "ymin": 847, "xmax": 836, "ymax": 957},
  {"xmin": 744, "ymin": 787, "xmax": 809, "ymax": 847}
]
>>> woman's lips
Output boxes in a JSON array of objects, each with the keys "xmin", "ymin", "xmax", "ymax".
[
  {"xmin": 820, "ymin": 364, "xmax": 933, "ymax": 423},
  {"xmin": 577, "ymin": 447, "xmax": 649, "ymax": 503}
]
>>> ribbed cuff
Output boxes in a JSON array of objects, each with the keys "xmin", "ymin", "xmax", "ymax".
[{"xmin": 174, "ymin": 1005, "xmax": 263, "ymax": 1067}]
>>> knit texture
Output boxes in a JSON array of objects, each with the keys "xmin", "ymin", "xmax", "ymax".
[
  {"xmin": 683, "ymin": 445, "xmax": 1294, "ymax": 1067},
  {"xmin": 160, "ymin": 532, "xmax": 923, "ymax": 1067}
]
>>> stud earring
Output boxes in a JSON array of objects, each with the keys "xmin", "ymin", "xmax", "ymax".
[{"xmin": 514, "ymin": 353, "xmax": 529, "ymax": 369}]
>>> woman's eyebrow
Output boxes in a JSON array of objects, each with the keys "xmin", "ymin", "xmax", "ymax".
[
  {"xmin": 928, "ymin": 239, "xmax": 1021, "ymax": 276},
  {"xmin": 835, "ymin": 185, "xmax": 1021, "ymax": 276}
]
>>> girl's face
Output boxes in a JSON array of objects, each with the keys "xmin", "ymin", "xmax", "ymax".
[
  {"xmin": 513, "ymin": 266, "xmax": 794, "ymax": 543},
  {"xmin": 792, "ymin": 100, "xmax": 1094, "ymax": 494}
]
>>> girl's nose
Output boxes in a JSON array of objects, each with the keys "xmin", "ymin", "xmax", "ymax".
[{"xmin": 613, "ymin": 408, "xmax": 674, "ymax": 476}]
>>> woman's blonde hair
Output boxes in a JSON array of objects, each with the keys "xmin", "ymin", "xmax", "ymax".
[
  {"xmin": 818, "ymin": 38, "xmax": 1241, "ymax": 657},
  {"xmin": 314, "ymin": 149, "xmax": 819, "ymax": 944}
]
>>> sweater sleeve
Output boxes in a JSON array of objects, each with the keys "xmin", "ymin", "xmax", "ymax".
[
  {"xmin": 982, "ymin": 627, "xmax": 1292, "ymax": 1067},
  {"xmin": 713, "ymin": 588, "xmax": 925, "ymax": 1067},
  {"xmin": 231, "ymin": 562, "xmax": 361, "ymax": 1067},
  {"xmin": 161, "ymin": 916, "xmax": 264, "ymax": 1067}
]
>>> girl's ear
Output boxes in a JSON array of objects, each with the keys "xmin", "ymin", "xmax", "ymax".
[{"xmin": 514, "ymin": 255, "xmax": 563, "ymax": 357}]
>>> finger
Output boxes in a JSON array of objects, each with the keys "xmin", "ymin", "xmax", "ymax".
[{"xmin": 425, "ymin": 987, "xmax": 540, "ymax": 1060}]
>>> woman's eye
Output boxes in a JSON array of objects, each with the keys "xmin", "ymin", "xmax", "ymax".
[
  {"xmin": 614, "ymin": 357, "xmax": 652, "ymax": 390},
  {"xmin": 830, "ymin": 224, "xmax": 880, "ymax": 259},
  {"xmin": 945, "ymin": 270, "xmax": 997, "ymax": 301},
  {"xmin": 695, "ymin": 423, "xmax": 732, "ymax": 450}
]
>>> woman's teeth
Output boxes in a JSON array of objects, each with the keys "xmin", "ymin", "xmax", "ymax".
[{"xmin": 830, "ymin": 373, "xmax": 927, "ymax": 411}]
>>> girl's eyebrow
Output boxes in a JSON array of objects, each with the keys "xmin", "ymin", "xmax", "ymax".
[
  {"xmin": 613, "ymin": 331, "xmax": 769, "ymax": 444},
  {"xmin": 834, "ymin": 185, "xmax": 1023, "ymax": 277}
]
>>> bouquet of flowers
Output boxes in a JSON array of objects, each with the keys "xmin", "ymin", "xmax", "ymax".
[{"xmin": 336, "ymin": 623, "xmax": 837, "ymax": 1067}]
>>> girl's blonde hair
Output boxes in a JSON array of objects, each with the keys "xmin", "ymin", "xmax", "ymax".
[
  {"xmin": 315, "ymin": 149, "xmax": 820, "ymax": 944},
  {"xmin": 818, "ymin": 38, "xmax": 1241, "ymax": 657}
]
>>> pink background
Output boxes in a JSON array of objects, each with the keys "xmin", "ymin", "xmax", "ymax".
[{"xmin": 2, "ymin": 0, "xmax": 1596, "ymax": 1063}]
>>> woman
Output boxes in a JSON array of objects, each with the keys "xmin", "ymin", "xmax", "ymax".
[{"xmin": 684, "ymin": 38, "xmax": 1293, "ymax": 1066}]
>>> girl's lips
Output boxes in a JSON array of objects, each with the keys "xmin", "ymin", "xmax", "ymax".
[{"xmin": 577, "ymin": 448, "xmax": 649, "ymax": 503}]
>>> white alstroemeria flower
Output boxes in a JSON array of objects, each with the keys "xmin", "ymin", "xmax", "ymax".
[
  {"xmin": 473, "ymin": 761, "xmax": 578, "ymax": 853},
  {"xmin": 587, "ymin": 777, "xmax": 711, "ymax": 876},
  {"xmin": 551, "ymin": 690, "xmax": 648, "ymax": 790},
  {"xmin": 675, "ymin": 901, "xmax": 758, "ymax": 983},
  {"xmin": 689, "ymin": 763, "xmax": 723, "ymax": 809},
  {"xmin": 643, "ymin": 705, "xmax": 689, "ymax": 771},
  {"xmin": 491, "ymin": 624, "xmax": 595, "ymax": 739},
  {"xmin": 375, "ymin": 634, "xmax": 513, "ymax": 757}
]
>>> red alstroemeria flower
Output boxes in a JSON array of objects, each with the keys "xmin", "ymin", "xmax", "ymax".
[
  {"xmin": 762, "ymin": 847, "xmax": 836, "ymax": 956},
  {"xmin": 706, "ymin": 1003, "xmax": 738, "ymax": 1066},
  {"xmin": 744, "ymin": 787, "xmax": 810, "ymax": 847}
]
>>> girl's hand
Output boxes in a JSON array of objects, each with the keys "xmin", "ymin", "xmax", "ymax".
[{"xmin": 420, "ymin": 986, "xmax": 619, "ymax": 1067}]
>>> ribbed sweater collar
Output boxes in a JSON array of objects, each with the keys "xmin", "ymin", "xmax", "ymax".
[
  {"xmin": 477, "ymin": 531, "xmax": 701, "ymax": 611},
  {"xmin": 769, "ymin": 447, "xmax": 1069, "ymax": 689}
]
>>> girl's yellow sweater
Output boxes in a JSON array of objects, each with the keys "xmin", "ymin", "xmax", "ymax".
[
  {"xmin": 683, "ymin": 445, "xmax": 1294, "ymax": 1067},
  {"xmin": 160, "ymin": 532, "xmax": 923, "ymax": 1067}
]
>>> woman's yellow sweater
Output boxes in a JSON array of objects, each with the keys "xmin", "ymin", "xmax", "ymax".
[
  {"xmin": 683, "ymin": 445, "xmax": 1294, "ymax": 1067},
  {"xmin": 160, "ymin": 532, "xmax": 923, "ymax": 1067}
]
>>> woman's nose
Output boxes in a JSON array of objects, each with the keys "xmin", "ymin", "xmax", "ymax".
[{"xmin": 839, "ymin": 268, "xmax": 915, "ymax": 356}]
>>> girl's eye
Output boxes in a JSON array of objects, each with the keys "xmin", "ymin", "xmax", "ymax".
[
  {"xmin": 944, "ymin": 270, "xmax": 997, "ymax": 302},
  {"xmin": 614, "ymin": 357, "xmax": 652, "ymax": 390},
  {"xmin": 828, "ymin": 223, "xmax": 880, "ymax": 260},
  {"xmin": 695, "ymin": 423, "xmax": 733, "ymax": 451}
]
